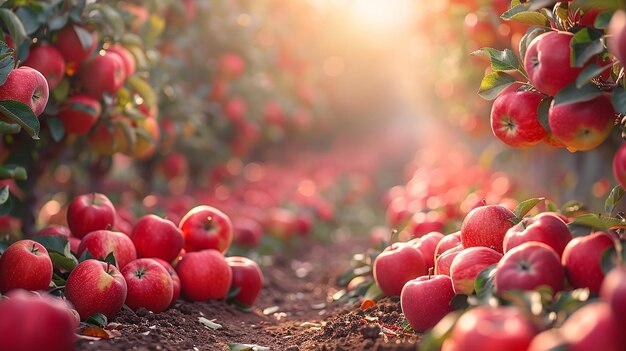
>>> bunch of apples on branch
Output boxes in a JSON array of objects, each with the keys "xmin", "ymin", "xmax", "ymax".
[{"xmin": 470, "ymin": 0, "xmax": 626, "ymax": 191}]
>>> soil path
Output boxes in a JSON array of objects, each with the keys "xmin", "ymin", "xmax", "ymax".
[{"xmin": 77, "ymin": 236, "xmax": 418, "ymax": 351}]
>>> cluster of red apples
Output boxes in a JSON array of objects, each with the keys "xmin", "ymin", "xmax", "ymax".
[
  {"xmin": 375, "ymin": 201, "xmax": 626, "ymax": 349},
  {"xmin": 0, "ymin": 192, "xmax": 263, "ymax": 350}
]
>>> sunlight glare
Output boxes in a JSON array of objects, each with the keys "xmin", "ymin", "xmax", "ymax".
[{"xmin": 348, "ymin": 0, "xmax": 416, "ymax": 34}]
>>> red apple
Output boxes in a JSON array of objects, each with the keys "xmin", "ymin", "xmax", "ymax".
[
  {"xmin": 23, "ymin": 44, "xmax": 65, "ymax": 89},
  {"xmin": 176, "ymin": 249, "xmax": 232, "ymax": 301},
  {"xmin": 264, "ymin": 207, "xmax": 299, "ymax": 239},
  {"xmin": 450, "ymin": 306, "xmax": 537, "ymax": 351},
  {"xmin": 460, "ymin": 204, "xmax": 515, "ymax": 253},
  {"xmin": 373, "ymin": 242, "xmax": 427, "ymax": 296},
  {"xmin": 107, "ymin": 44, "xmax": 136, "ymax": 76},
  {"xmin": 548, "ymin": 95, "xmax": 616, "ymax": 152},
  {"xmin": 524, "ymin": 31, "xmax": 583, "ymax": 96},
  {"xmin": 57, "ymin": 94, "xmax": 101, "ymax": 135},
  {"xmin": 0, "ymin": 66, "xmax": 49, "ymax": 116},
  {"xmin": 490, "ymin": 91, "xmax": 547, "ymax": 148},
  {"xmin": 131, "ymin": 214, "xmax": 184, "ymax": 262},
  {"xmin": 435, "ymin": 244, "xmax": 464, "ymax": 276},
  {"xmin": 400, "ymin": 275, "xmax": 456, "ymax": 332},
  {"xmin": 159, "ymin": 153, "xmax": 188, "ymax": 179},
  {"xmin": 560, "ymin": 302, "xmax": 621, "ymax": 351},
  {"xmin": 0, "ymin": 290, "xmax": 76, "ymax": 351},
  {"xmin": 223, "ymin": 97, "xmax": 246, "ymax": 122},
  {"xmin": 562, "ymin": 232, "xmax": 616, "ymax": 293},
  {"xmin": 434, "ymin": 232, "xmax": 461, "ymax": 259},
  {"xmin": 503, "ymin": 212, "xmax": 572, "ymax": 256},
  {"xmin": 600, "ymin": 266, "xmax": 626, "ymax": 325},
  {"xmin": 495, "ymin": 242, "xmax": 564, "ymax": 295},
  {"xmin": 77, "ymin": 230, "xmax": 137, "ymax": 269},
  {"xmin": 36, "ymin": 225, "xmax": 81, "ymax": 253},
  {"xmin": 232, "ymin": 217, "xmax": 263, "ymax": 248},
  {"xmin": 608, "ymin": 10, "xmax": 626, "ymax": 63},
  {"xmin": 121, "ymin": 258, "xmax": 173, "ymax": 313},
  {"xmin": 153, "ymin": 258, "xmax": 181, "ymax": 306},
  {"xmin": 226, "ymin": 256, "xmax": 264, "ymax": 306},
  {"xmin": 65, "ymin": 259, "xmax": 127, "ymax": 320},
  {"xmin": 0, "ymin": 240, "xmax": 52, "ymax": 293},
  {"xmin": 79, "ymin": 51, "xmax": 127, "ymax": 98},
  {"xmin": 179, "ymin": 205, "xmax": 233, "ymax": 253},
  {"xmin": 54, "ymin": 25, "xmax": 98, "ymax": 65},
  {"xmin": 67, "ymin": 193, "xmax": 116, "ymax": 239},
  {"xmin": 450, "ymin": 246, "xmax": 502, "ymax": 294},
  {"xmin": 527, "ymin": 329, "xmax": 567, "ymax": 351},
  {"xmin": 612, "ymin": 143, "xmax": 626, "ymax": 188},
  {"xmin": 218, "ymin": 53, "xmax": 245, "ymax": 78},
  {"xmin": 408, "ymin": 231, "xmax": 445, "ymax": 270}
]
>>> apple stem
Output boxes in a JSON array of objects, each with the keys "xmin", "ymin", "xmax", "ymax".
[
  {"xmin": 389, "ymin": 229, "xmax": 398, "ymax": 245},
  {"xmin": 480, "ymin": 199, "xmax": 487, "ymax": 207},
  {"xmin": 204, "ymin": 216, "xmax": 214, "ymax": 231},
  {"xmin": 30, "ymin": 244, "xmax": 39, "ymax": 254},
  {"xmin": 428, "ymin": 267, "xmax": 433, "ymax": 279}
]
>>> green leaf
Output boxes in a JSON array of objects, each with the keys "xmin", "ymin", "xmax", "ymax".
[
  {"xmin": 48, "ymin": 13, "xmax": 69, "ymax": 32},
  {"xmin": 595, "ymin": 9, "xmax": 616, "ymax": 29},
  {"xmin": 51, "ymin": 77, "xmax": 70, "ymax": 101},
  {"xmin": 553, "ymin": 83, "xmax": 603, "ymax": 106},
  {"xmin": 0, "ymin": 120, "xmax": 20, "ymax": 134},
  {"xmin": 519, "ymin": 27, "xmax": 549, "ymax": 63},
  {"xmin": 574, "ymin": 0, "xmax": 621, "ymax": 11},
  {"xmin": 570, "ymin": 213, "xmax": 608, "ymax": 231},
  {"xmin": 363, "ymin": 281, "xmax": 384, "ymax": 301},
  {"xmin": 198, "ymin": 317, "xmax": 222, "ymax": 330},
  {"xmin": 474, "ymin": 264, "xmax": 497, "ymax": 300},
  {"xmin": 537, "ymin": 97, "xmax": 552, "ymax": 132},
  {"xmin": 0, "ymin": 164, "xmax": 27, "ymax": 180},
  {"xmin": 570, "ymin": 28, "xmax": 605, "ymax": 68},
  {"xmin": 612, "ymin": 86, "xmax": 626, "ymax": 115},
  {"xmin": 449, "ymin": 294, "xmax": 469, "ymax": 310},
  {"xmin": 419, "ymin": 311, "xmax": 462, "ymax": 351},
  {"xmin": 73, "ymin": 25, "xmax": 94, "ymax": 50},
  {"xmin": 78, "ymin": 249, "xmax": 95, "ymax": 262},
  {"xmin": 478, "ymin": 72, "xmax": 517, "ymax": 100},
  {"xmin": 567, "ymin": 223, "xmax": 594, "ymax": 237},
  {"xmin": 471, "ymin": 48, "xmax": 520, "ymax": 72},
  {"xmin": 600, "ymin": 216, "xmax": 626, "ymax": 228},
  {"xmin": 509, "ymin": 217, "xmax": 523, "ymax": 225},
  {"xmin": 85, "ymin": 313, "xmax": 108, "ymax": 328},
  {"xmin": 605, "ymin": 185, "xmax": 625, "ymax": 214},
  {"xmin": 0, "ymin": 42, "xmax": 14, "ymax": 86},
  {"xmin": 47, "ymin": 117, "xmax": 64, "ymax": 142},
  {"xmin": 546, "ymin": 200, "xmax": 558, "ymax": 213},
  {"xmin": 103, "ymin": 252, "xmax": 117, "ymax": 268},
  {"xmin": 576, "ymin": 63, "xmax": 613, "ymax": 88},
  {"xmin": 501, "ymin": 4, "xmax": 551, "ymax": 26},
  {"xmin": 514, "ymin": 197, "xmax": 545, "ymax": 218},
  {"xmin": 0, "ymin": 100, "xmax": 40, "ymax": 139},
  {"xmin": 48, "ymin": 251, "xmax": 78, "ymax": 271},
  {"xmin": 601, "ymin": 246, "xmax": 619, "ymax": 275},
  {"xmin": 33, "ymin": 235, "xmax": 78, "ymax": 270},
  {"xmin": 126, "ymin": 76, "xmax": 157, "ymax": 108},
  {"xmin": 32, "ymin": 235, "xmax": 71, "ymax": 257},
  {"xmin": 227, "ymin": 343, "xmax": 271, "ymax": 351},
  {"xmin": 226, "ymin": 285, "xmax": 242, "ymax": 300},
  {"xmin": 0, "ymin": 9, "xmax": 27, "ymax": 49},
  {"xmin": 15, "ymin": 7, "xmax": 42, "ymax": 35},
  {"xmin": 552, "ymin": 288, "xmax": 590, "ymax": 313}
]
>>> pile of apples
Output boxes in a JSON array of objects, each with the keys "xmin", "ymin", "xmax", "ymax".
[
  {"xmin": 0, "ymin": 192, "xmax": 264, "ymax": 349},
  {"xmin": 374, "ymin": 200, "xmax": 626, "ymax": 350}
]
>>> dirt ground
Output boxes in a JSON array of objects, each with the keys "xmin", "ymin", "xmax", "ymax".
[{"xmin": 76, "ymin": 236, "xmax": 420, "ymax": 351}]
